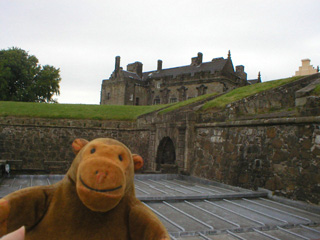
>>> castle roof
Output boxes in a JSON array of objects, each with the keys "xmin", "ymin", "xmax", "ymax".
[
  {"xmin": 142, "ymin": 57, "xmax": 229, "ymax": 80},
  {"xmin": 122, "ymin": 70, "xmax": 141, "ymax": 80}
]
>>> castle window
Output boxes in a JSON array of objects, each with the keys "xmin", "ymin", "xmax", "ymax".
[
  {"xmin": 156, "ymin": 82, "xmax": 161, "ymax": 89},
  {"xmin": 196, "ymin": 84, "xmax": 208, "ymax": 96},
  {"xmin": 129, "ymin": 94, "xmax": 133, "ymax": 101},
  {"xmin": 170, "ymin": 98, "xmax": 177, "ymax": 103},
  {"xmin": 107, "ymin": 92, "xmax": 110, "ymax": 100},
  {"xmin": 154, "ymin": 98, "xmax": 160, "ymax": 105},
  {"xmin": 177, "ymin": 86, "xmax": 188, "ymax": 101}
]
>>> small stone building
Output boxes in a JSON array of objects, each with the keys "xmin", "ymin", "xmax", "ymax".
[
  {"xmin": 295, "ymin": 59, "xmax": 318, "ymax": 76},
  {"xmin": 100, "ymin": 51, "xmax": 255, "ymax": 105}
]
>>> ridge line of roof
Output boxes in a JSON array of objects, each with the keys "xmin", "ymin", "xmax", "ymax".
[{"xmin": 142, "ymin": 58, "xmax": 228, "ymax": 75}]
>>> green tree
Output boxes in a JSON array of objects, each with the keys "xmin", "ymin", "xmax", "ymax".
[{"xmin": 0, "ymin": 47, "xmax": 61, "ymax": 102}]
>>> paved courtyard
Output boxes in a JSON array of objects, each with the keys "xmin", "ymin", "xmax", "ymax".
[{"xmin": 1, "ymin": 174, "xmax": 320, "ymax": 240}]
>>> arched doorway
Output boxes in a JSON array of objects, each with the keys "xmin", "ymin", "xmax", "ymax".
[{"xmin": 156, "ymin": 137, "xmax": 176, "ymax": 171}]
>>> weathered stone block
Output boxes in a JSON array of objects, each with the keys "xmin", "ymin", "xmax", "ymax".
[
  {"xmin": 210, "ymin": 136, "xmax": 223, "ymax": 143},
  {"xmin": 301, "ymin": 138, "xmax": 312, "ymax": 150},
  {"xmin": 238, "ymin": 173, "xmax": 249, "ymax": 184},
  {"xmin": 224, "ymin": 142, "xmax": 235, "ymax": 153},
  {"xmin": 271, "ymin": 139, "xmax": 283, "ymax": 149},
  {"xmin": 273, "ymin": 164, "xmax": 286, "ymax": 174},
  {"xmin": 266, "ymin": 127, "xmax": 277, "ymax": 138},
  {"xmin": 312, "ymin": 145, "xmax": 320, "ymax": 155},
  {"xmin": 265, "ymin": 175, "xmax": 284, "ymax": 191}
]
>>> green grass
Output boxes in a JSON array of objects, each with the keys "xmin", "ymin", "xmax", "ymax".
[
  {"xmin": 0, "ymin": 101, "xmax": 169, "ymax": 121},
  {"xmin": 0, "ymin": 76, "xmax": 308, "ymax": 120},
  {"xmin": 159, "ymin": 92, "xmax": 219, "ymax": 114},
  {"xmin": 313, "ymin": 84, "xmax": 320, "ymax": 96},
  {"xmin": 201, "ymin": 76, "xmax": 304, "ymax": 111}
]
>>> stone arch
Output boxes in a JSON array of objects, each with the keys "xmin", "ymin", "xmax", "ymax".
[{"xmin": 156, "ymin": 137, "xmax": 176, "ymax": 171}]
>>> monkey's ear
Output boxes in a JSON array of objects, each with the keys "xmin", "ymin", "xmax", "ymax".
[
  {"xmin": 132, "ymin": 154, "xmax": 144, "ymax": 172},
  {"xmin": 72, "ymin": 139, "xmax": 89, "ymax": 154}
]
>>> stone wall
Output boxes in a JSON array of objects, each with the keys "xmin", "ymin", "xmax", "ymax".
[
  {"xmin": 199, "ymin": 73, "xmax": 320, "ymax": 123},
  {"xmin": 0, "ymin": 117, "xmax": 151, "ymax": 173},
  {"xmin": 150, "ymin": 78, "xmax": 229, "ymax": 104},
  {"xmin": 134, "ymin": 85, "xmax": 149, "ymax": 106},
  {"xmin": 100, "ymin": 80, "xmax": 126, "ymax": 105},
  {"xmin": 193, "ymin": 117, "xmax": 320, "ymax": 204},
  {"xmin": 135, "ymin": 74, "xmax": 320, "ymax": 204},
  {"xmin": 1, "ymin": 74, "xmax": 319, "ymax": 204}
]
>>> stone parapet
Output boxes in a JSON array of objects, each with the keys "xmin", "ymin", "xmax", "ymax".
[{"xmin": 0, "ymin": 117, "xmax": 152, "ymax": 174}]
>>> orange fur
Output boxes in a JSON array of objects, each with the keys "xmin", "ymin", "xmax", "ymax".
[{"xmin": 0, "ymin": 138, "xmax": 169, "ymax": 240}]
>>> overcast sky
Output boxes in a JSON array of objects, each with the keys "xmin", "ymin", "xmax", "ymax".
[{"xmin": 1, "ymin": 0, "xmax": 319, "ymax": 104}]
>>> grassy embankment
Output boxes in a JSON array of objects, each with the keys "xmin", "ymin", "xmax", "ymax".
[
  {"xmin": 201, "ymin": 76, "xmax": 303, "ymax": 111},
  {"xmin": 0, "ymin": 102, "xmax": 168, "ymax": 121},
  {"xmin": 0, "ymin": 76, "xmax": 305, "ymax": 120},
  {"xmin": 313, "ymin": 84, "xmax": 320, "ymax": 96},
  {"xmin": 158, "ymin": 92, "xmax": 219, "ymax": 114}
]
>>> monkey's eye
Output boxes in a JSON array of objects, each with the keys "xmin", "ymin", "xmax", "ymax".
[
  {"xmin": 90, "ymin": 148, "xmax": 96, "ymax": 154},
  {"xmin": 118, "ymin": 155, "xmax": 123, "ymax": 161}
]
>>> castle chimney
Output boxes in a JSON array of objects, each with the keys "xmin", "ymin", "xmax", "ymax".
[
  {"xmin": 127, "ymin": 62, "xmax": 143, "ymax": 78},
  {"xmin": 236, "ymin": 65, "xmax": 244, "ymax": 73},
  {"xmin": 197, "ymin": 52, "xmax": 203, "ymax": 64},
  {"xmin": 115, "ymin": 56, "xmax": 120, "ymax": 77},
  {"xmin": 157, "ymin": 60, "xmax": 162, "ymax": 71},
  {"xmin": 191, "ymin": 52, "xmax": 203, "ymax": 66}
]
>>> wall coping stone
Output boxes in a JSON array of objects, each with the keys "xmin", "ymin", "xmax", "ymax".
[
  {"xmin": 295, "ymin": 78, "xmax": 320, "ymax": 98},
  {"xmin": 195, "ymin": 116, "xmax": 320, "ymax": 128},
  {"xmin": 0, "ymin": 117, "xmax": 149, "ymax": 131}
]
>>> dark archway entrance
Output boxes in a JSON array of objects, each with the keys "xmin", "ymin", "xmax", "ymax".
[{"xmin": 156, "ymin": 137, "xmax": 176, "ymax": 171}]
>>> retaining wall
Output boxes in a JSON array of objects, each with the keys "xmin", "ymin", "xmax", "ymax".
[
  {"xmin": 193, "ymin": 117, "xmax": 320, "ymax": 204},
  {"xmin": 0, "ymin": 117, "xmax": 151, "ymax": 173}
]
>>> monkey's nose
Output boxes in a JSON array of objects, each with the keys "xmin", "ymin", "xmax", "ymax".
[{"xmin": 95, "ymin": 171, "xmax": 108, "ymax": 184}]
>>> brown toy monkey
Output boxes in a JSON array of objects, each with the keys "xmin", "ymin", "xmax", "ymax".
[{"xmin": 0, "ymin": 138, "xmax": 169, "ymax": 240}]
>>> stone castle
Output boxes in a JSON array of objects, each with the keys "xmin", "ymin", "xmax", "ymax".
[{"xmin": 100, "ymin": 51, "xmax": 261, "ymax": 105}]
